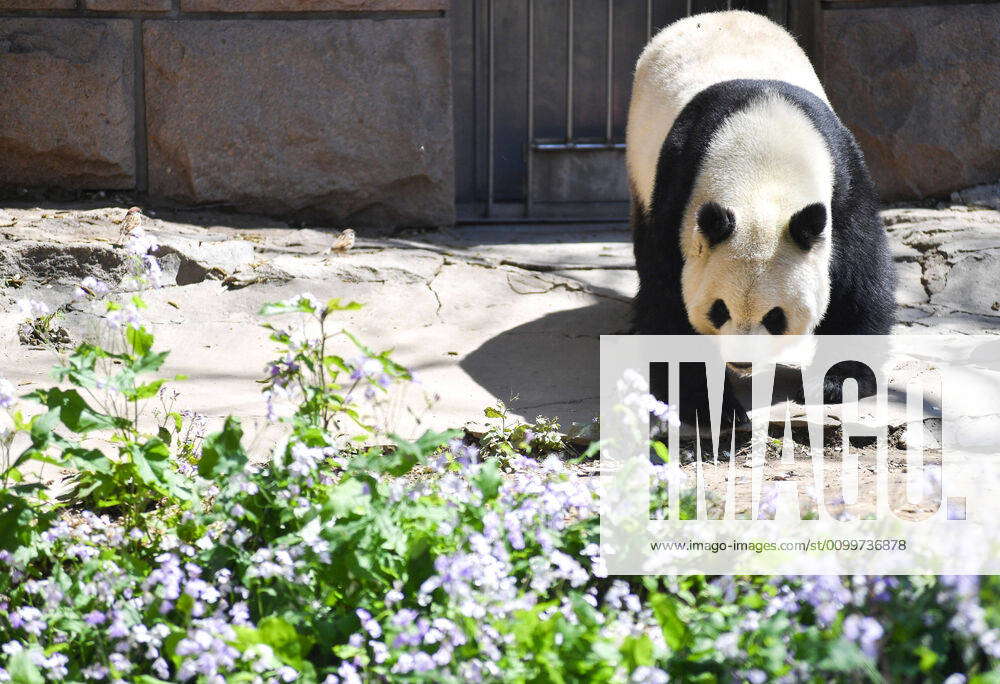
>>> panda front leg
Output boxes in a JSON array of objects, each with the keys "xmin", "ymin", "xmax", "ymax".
[
  {"xmin": 818, "ymin": 360, "xmax": 879, "ymax": 404},
  {"xmin": 649, "ymin": 360, "xmax": 751, "ymax": 433}
]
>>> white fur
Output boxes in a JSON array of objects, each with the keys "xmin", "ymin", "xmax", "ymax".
[
  {"xmin": 626, "ymin": 10, "xmax": 828, "ymax": 211},
  {"xmin": 681, "ymin": 95, "xmax": 834, "ymax": 335},
  {"xmin": 625, "ymin": 11, "xmax": 834, "ymax": 336}
]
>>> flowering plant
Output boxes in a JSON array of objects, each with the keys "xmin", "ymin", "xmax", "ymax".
[{"xmin": 0, "ymin": 285, "xmax": 998, "ymax": 681}]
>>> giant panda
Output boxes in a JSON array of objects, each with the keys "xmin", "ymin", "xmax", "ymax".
[{"xmin": 626, "ymin": 10, "xmax": 895, "ymax": 426}]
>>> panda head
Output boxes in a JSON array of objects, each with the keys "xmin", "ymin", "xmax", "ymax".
[{"xmin": 682, "ymin": 200, "xmax": 831, "ymax": 336}]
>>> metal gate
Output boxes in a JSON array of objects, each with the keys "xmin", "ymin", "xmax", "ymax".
[{"xmin": 451, "ymin": 0, "xmax": 818, "ymax": 222}]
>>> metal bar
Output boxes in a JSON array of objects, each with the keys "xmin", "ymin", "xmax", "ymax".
[
  {"xmin": 646, "ymin": 0, "xmax": 652, "ymax": 41},
  {"xmin": 471, "ymin": 0, "xmax": 478, "ymax": 213},
  {"xmin": 534, "ymin": 141, "xmax": 627, "ymax": 151},
  {"xmin": 686, "ymin": 0, "xmax": 693, "ymax": 16},
  {"xmin": 565, "ymin": 0, "xmax": 574, "ymax": 142},
  {"xmin": 525, "ymin": 0, "xmax": 534, "ymax": 217},
  {"xmin": 605, "ymin": 0, "xmax": 614, "ymax": 142},
  {"xmin": 486, "ymin": 0, "xmax": 495, "ymax": 218}
]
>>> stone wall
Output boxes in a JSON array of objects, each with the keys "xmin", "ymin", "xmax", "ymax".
[
  {"xmin": 0, "ymin": 0, "xmax": 454, "ymax": 228},
  {"xmin": 821, "ymin": 2, "xmax": 1000, "ymax": 202}
]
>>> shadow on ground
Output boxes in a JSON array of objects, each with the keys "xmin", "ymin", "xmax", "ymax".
[{"xmin": 461, "ymin": 298, "xmax": 630, "ymax": 420}]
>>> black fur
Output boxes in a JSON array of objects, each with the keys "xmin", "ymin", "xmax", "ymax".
[
  {"xmin": 761, "ymin": 307, "xmax": 787, "ymax": 335},
  {"xmin": 633, "ymin": 79, "xmax": 896, "ymax": 424},
  {"xmin": 697, "ymin": 201, "xmax": 736, "ymax": 247},
  {"xmin": 708, "ymin": 299, "xmax": 730, "ymax": 329},
  {"xmin": 789, "ymin": 202, "xmax": 827, "ymax": 251}
]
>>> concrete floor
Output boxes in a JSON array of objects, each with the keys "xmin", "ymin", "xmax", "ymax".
[{"xmin": 1, "ymin": 202, "xmax": 999, "ymax": 453}]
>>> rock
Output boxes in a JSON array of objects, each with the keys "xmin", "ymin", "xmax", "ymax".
[
  {"xmin": 181, "ymin": 0, "xmax": 445, "ymax": 9},
  {"xmin": 823, "ymin": 4, "xmax": 1000, "ymax": 200},
  {"xmin": 152, "ymin": 237, "xmax": 257, "ymax": 286},
  {"xmin": 890, "ymin": 241, "xmax": 921, "ymax": 262},
  {"xmin": 894, "ymin": 261, "xmax": 926, "ymax": 307},
  {"xmin": 951, "ymin": 181, "xmax": 1000, "ymax": 211},
  {"xmin": 0, "ymin": 0, "xmax": 74, "ymax": 7},
  {"xmin": 0, "ymin": 242, "xmax": 128, "ymax": 285},
  {"xmin": 85, "ymin": 0, "xmax": 171, "ymax": 9},
  {"xmin": 143, "ymin": 19, "xmax": 454, "ymax": 229},
  {"xmin": 0, "ymin": 19, "xmax": 135, "ymax": 189},
  {"xmin": 932, "ymin": 252, "xmax": 1000, "ymax": 318},
  {"xmin": 890, "ymin": 419, "xmax": 942, "ymax": 451}
]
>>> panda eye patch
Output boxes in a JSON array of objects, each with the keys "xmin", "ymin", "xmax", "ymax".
[
  {"xmin": 762, "ymin": 307, "xmax": 787, "ymax": 335},
  {"xmin": 708, "ymin": 299, "xmax": 730, "ymax": 328}
]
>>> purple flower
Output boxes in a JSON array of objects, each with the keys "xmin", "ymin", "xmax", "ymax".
[
  {"xmin": 714, "ymin": 632, "xmax": 740, "ymax": 658},
  {"xmin": 0, "ymin": 378, "xmax": 15, "ymax": 410},
  {"xmin": 356, "ymin": 608, "xmax": 382, "ymax": 639},
  {"xmin": 337, "ymin": 662, "xmax": 361, "ymax": 684},
  {"xmin": 448, "ymin": 439, "xmax": 479, "ymax": 466},
  {"xmin": 81, "ymin": 663, "xmax": 109, "ymax": 680},
  {"xmin": 350, "ymin": 356, "xmax": 382, "ymax": 382},
  {"xmin": 631, "ymin": 666, "xmax": 669, "ymax": 683},
  {"xmin": 83, "ymin": 610, "xmax": 107, "ymax": 625},
  {"xmin": 16, "ymin": 298, "xmax": 50, "ymax": 319},
  {"xmin": 843, "ymin": 614, "xmax": 884, "ymax": 658},
  {"xmin": 10, "ymin": 607, "xmax": 45, "ymax": 636}
]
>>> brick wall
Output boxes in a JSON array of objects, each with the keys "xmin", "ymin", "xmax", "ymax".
[{"xmin": 0, "ymin": 0, "xmax": 455, "ymax": 228}]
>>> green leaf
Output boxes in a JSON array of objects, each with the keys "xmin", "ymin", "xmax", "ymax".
[
  {"xmin": 199, "ymin": 416, "xmax": 247, "ymax": 478},
  {"xmin": 651, "ymin": 440, "xmax": 670, "ymax": 463},
  {"xmin": 381, "ymin": 430, "xmax": 461, "ymax": 477},
  {"xmin": 915, "ymin": 645, "xmax": 938, "ymax": 672},
  {"xmin": 324, "ymin": 298, "xmax": 363, "ymax": 315},
  {"xmin": 29, "ymin": 388, "xmax": 130, "ymax": 434},
  {"xmin": 29, "ymin": 408, "xmax": 60, "ymax": 447},
  {"xmin": 131, "ymin": 379, "xmax": 166, "ymax": 400},
  {"xmin": 649, "ymin": 593, "xmax": 688, "ymax": 651},
  {"xmin": 133, "ymin": 351, "xmax": 169, "ymax": 374},
  {"xmin": 126, "ymin": 325, "xmax": 154, "ymax": 357},
  {"xmin": 7, "ymin": 650, "xmax": 44, "ymax": 684},
  {"xmin": 341, "ymin": 330, "xmax": 378, "ymax": 359},
  {"xmin": 259, "ymin": 297, "xmax": 321, "ymax": 316},
  {"xmin": 484, "ymin": 406, "xmax": 505, "ymax": 419},
  {"xmin": 64, "ymin": 447, "xmax": 114, "ymax": 475},
  {"xmin": 620, "ymin": 634, "xmax": 655, "ymax": 670},
  {"xmin": 257, "ymin": 616, "xmax": 312, "ymax": 668},
  {"xmin": 322, "ymin": 479, "xmax": 370, "ymax": 519},
  {"xmin": 473, "ymin": 460, "xmax": 502, "ymax": 501},
  {"xmin": 132, "ymin": 438, "xmax": 171, "ymax": 487},
  {"xmin": 817, "ymin": 640, "xmax": 883, "ymax": 681}
]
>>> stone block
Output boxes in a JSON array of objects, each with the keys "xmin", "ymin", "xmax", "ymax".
[
  {"xmin": 0, "ymin": 0, "xmax": 75, "ymax": 9},
  {"xmin": 0, "ymin": 19, "xmax": 135, "ymax": 190},
  {"xmin": 823, "ymin": 4, "xmax": 1000, "ymax": 200},
  {"xmin": 180, "ymin": 0, "xmax": 446, "ymax": 12},
  {"xmin": 144, "ymin": 19, "xmax": 454, "ymax": 227},
  {"xmin": 85, "ymin": 0, "xmax": 171, "ymax": 10}
]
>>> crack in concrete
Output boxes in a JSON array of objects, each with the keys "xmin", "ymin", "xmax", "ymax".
[
  {"xmin": 425, "ymin": 258, "xmax": 446, "ymax": 325},
  {"xmin": 517, "ymin": 396, "xmax": 600, "ymax": 411},
  {"xmin": 498, "ymin": 258, "xmax": 633, "ymax": 272},
  {"xmin": 382, "ymin": 237, "xmax": 634, "ymax": 273},
  {"xmin": 501, "ymin": 269, "xmax": 631, "ymax": 303}
]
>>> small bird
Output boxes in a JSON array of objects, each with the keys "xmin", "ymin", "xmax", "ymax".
[
  {"xmin": 326, "ymin": 228, "xmax": 356, "ymax": 256},
  {"xmin": 117, "ymin": 206, "xmax": 144, "ymax": 245}
]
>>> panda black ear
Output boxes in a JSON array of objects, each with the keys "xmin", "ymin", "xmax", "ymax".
[
  {"xmin": 697, "ymin": 202, "xmax": 735, "ymax": 248},
  {"xmin": 789, "ymin": 203, "xmax": 827, "ymax": 251}
]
